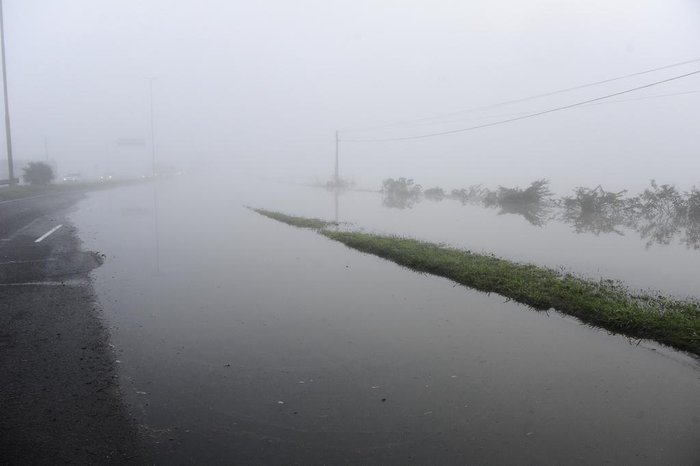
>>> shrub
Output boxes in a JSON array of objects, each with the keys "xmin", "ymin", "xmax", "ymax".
[
  {"xmin": 687, "ymin": 188, "xmax": 700, "ymax": 222},
  {"xmin": 450, "ymin": 185, "xmax": 486, "ymax": 205},
  {"xmin": 381, "ymin": 177, "xmax": 422, "ymax": 209},
  {"xmin": 497, "ymin": 179, "xmax": 551, "ymax": 205},
  {"xmin": 22, "ymin": 162, "xmax": 54, "ymax": 186},
  {"xmin": 424, "ymin": 187, "xmax": 445, "ymax": 201},
  {"xmin": 561, "ymin": 186, "xmax": 629, "ymax": 235}
]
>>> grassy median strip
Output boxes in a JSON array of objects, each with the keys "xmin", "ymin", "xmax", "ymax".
[
  {"xmin": 250, "ymin": 208, "xmax": 337, "ymax": 229},
  {"xmin": 253, "ymin": 208, "xmax": 700, "ymax": 356}
]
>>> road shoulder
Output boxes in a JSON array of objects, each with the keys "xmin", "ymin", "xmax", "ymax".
[{"xmin": 0, "ymin": 195, "xmax": 150, "ymax": 464}]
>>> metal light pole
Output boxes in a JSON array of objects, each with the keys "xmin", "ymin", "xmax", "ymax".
[{"xmin": 0, "ymin": 0, "xmax": 14, "ymax": 185}]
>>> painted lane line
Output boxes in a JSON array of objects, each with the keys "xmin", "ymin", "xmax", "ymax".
[
  {"xmin": 34, "ymin": 224, "xmax": 63, "ymax": 243},
  {"xmin": 1, "ymin": 218, "xmax": 41, "ymax": 242}
]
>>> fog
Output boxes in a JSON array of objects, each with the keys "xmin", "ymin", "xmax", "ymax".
[
  {"xmin": 3, "ymin": 2, "xmax": 700, "ymax": 463},
  {"xmin": 4, "ymin": 0, "xmax": 700, "ymax": 192}
]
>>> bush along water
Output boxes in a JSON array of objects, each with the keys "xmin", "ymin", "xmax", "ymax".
[{"xmin": 379, "ymin": 177, "xmax": 700, "ymax": 249}]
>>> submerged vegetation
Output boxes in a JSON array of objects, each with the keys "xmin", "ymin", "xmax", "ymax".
[
  {"xmin": 562, "ymin": 186, "xmax": 629, "ymax": 235},
  {"xmin": 379, "ymin": 177, "xmax": 700, "ymax": 249},
  {"xmin": 253, "ymin": 208, "xmax": 700, "ymax": 357},
  {"xmin": 496, "ymin": 178, "xmax": 552, "ymax": 206},
  {"xmin": 423, "ymin": 187, "xmax": 446, "ymax": 201},
  {"xmin": 450, "ymin": 185, "xmax": 486, "ymax": 205},
  {"xmin": 381, "ymin": 177, "xmax": 422, "ymax": 209}
]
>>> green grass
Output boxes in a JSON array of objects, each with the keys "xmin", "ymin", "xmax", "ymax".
[
  {"xmin": 252, "ymin": 208, "xmax": 337, "ymax": 229},
  {"xmin": 254, "ymin": 208, "xmax": 700, "ymax": 357}
]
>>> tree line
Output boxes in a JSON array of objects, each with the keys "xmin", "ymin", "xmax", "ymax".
[{"xmin": 380, "ymin": 177, "xmax": 700, "ymax": 250}]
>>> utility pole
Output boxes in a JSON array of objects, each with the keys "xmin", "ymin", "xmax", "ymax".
[
  {"xmin": 0, "ymin": 0, "xmax": 14, "ymax": 185},
  {"xmin": 334, "ymin": 130, "xmax": 339, "ymax": 185},
  {"xmin": 147, "ymin": 77, "xmax": 160, "ymax": 274},
  {"xmin": 148, "ymin": 78, "xmax": 156, "ymax": 177},
  {"xmin": 44, "ymin": 137, "xmax": 49, "ymax": 162}
]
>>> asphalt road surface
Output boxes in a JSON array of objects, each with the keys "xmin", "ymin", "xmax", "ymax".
[{"xmin": 0, "ymin": 192, "xmax": 148, "ymax": 464}]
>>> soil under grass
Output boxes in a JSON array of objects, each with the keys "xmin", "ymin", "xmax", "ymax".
[{"xmin": 254, "ymin": 208, "xmax": 700, "ymax": 357}]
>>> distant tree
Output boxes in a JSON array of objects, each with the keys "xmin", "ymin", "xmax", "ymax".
[
  {"xmin": 563, "ymin": 186, "xmax": 627, "ymax": 216},
  {"xmin": 22, "ymin": 162, "xmax": 54, "ymax": 186},
  {"xmin": 497, "ymin": 179, "xmax": 551, "ymax": 205},
  {"xmin": 561, "ymin": 186, "xmax": 629, "ymax": 235},
  {"xmin": 492, "ymin": 180, "xmax": 553, "ymax": 226},
  {"xmin": 424, "ymin": 187, "xmax": 445, "ymax": 201},
  {"xmin": 381, "ymin": 177, "xmax": 422, "ymax": 209},
  {"xmin": 687, "ymin": 188, "xmax": 700, "ymax": 222},
  {"xmin": 628, "ymin": 180, "xmax": 687, "ymax": 247},
  {"xmin": 636, "ymin": 180, "xmax": 686, "ymax": 219},
  {"xmin": 450, "ymin": 185, "xmax": 486, "ymax": 205}
]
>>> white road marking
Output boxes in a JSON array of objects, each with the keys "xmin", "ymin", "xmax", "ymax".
[
  {"xmin": 34, "ymin": 224, "xmax": 63, "ymax": 243},
  {"xmin": 1, "ymin": 218, "xmax": 41, "ymax": 242}
]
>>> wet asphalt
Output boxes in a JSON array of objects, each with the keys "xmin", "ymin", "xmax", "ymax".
[{"xmin": 0, "ymin": 191, "xmax": 148, "ymax": 464}]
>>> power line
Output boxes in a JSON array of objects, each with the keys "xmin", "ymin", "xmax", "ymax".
[
  {"xmin": 582, "ymin": 89, "xmax": 700, "ymax": 106},
  {"xmin": 342, "ymin": 57, "xmax": 700, "ymax": 133},
  {"xmin": 341, "ymin": 69, "xmax": 700, "ymax": 143},
  {"xmin": 434, "ymin": 89, "xmax": 700, "ymax": 125}
]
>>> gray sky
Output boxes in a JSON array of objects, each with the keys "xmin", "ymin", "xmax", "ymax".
[{"xmin": 3, "ymin": 0, "xmax": 700, "ymax": 192}]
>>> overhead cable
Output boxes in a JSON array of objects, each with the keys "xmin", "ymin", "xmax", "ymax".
[
  {"xmin": 342, "ymin": 57, "xmax": 700, "ymax": 133},
  {"xmin": 341, "ymin": 69, "xmax": 700, "ymax": 142}
]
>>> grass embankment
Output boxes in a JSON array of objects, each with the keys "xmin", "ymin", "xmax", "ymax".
[
  {"xmin": 254, "ymin": 208, "xmax": 700, "ymax": 357},
  {"xmin": 0, "ymin": 180, "xmax": 143, "ymax": 202},
  {"xmin": 250, "ymin": 208, "xmax": 337, "ymax": 229}
]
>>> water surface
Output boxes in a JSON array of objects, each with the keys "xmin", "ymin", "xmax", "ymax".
[{"xmin": 70, "ymin": 176, "xmax": 700, "ymax": 464}]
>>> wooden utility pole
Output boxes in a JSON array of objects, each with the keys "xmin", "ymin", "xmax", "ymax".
[{"xmin": 0, "ymin": 0, "xmax": 14, "ymax": 185}]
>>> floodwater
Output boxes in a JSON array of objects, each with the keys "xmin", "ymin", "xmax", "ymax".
[
  {"xmin": 257, "ymin": 183, "xmax": 700, "ymax": 300},
  {"xmin": 70, "ymin": 174, "xmax": 700, "ymax": 464}
]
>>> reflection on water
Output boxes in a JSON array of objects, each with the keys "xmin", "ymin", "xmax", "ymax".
[
  {"xmin": 632, "ymin": 181, "xmax": 689, "ymax": 248},
  {"xmin": 68, "ymin": 177, "xmax": 700, "ymax": 464},
  {"xmin": 560, "ymin": 186, "xmax": 628, "ymax": 236},
  {"xmin": 497, "ymin": 201, "xmax": 552, "ymax": 227},
  {"xmin": 378, "ymin": 178, "xmax": 700, "ymax": 250},
  {"xmin": 450, "ymin": 185, "xmax": 486, "ymax": 205},
  {"xmin": 489, "ymin": 180, "xmax": 554, "ymax": 227},
  {"xmin": 684, "ymin": 222, "xmax": 700, "ymax": 250}
]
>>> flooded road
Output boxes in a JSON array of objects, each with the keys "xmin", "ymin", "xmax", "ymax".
[
  {"xmin": 70, "ymin": 176, "xmax": 700, "ymax": 464},
  {"xmin": 252, "ymin": 183, "xmax": 700, "ymax": 300}
]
